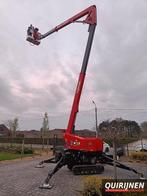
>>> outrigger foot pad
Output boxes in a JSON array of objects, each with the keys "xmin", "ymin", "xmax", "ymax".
[
  {"xmin": 35, "ymin": 164, "xmax": 45, "ymax": 168},
  {"xmin": 140, "ymin": 177, "xmax": 146, "ymax": 180},
  {"xmin": 39, "ymin": 183, "xmax": 53, "ymax": 189},
  {"xmin": 138, "ymin": 172, "xmax": 144, "ymax": 179}
]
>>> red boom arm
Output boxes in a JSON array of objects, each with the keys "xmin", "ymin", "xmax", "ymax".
[
  {"xmin": 27, "ymin": 5, "xmax": 103, "ymax": 152},
  {"xmin": 40, "ymin": 5, "xmax": 97, "ymax": 40}
]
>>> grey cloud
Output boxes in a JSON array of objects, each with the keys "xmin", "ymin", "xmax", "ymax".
[{"xmin": 0, "ymin": 0, "xmax": 147, "ymax": 129}]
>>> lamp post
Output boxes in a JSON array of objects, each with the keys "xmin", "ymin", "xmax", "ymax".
[{"xmin": 92, "ymin": 100, "xmax": 98, "ymax": 137}]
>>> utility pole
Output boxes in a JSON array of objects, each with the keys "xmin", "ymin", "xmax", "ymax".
[{"xmin": 92, "ymin": 100, "xmax": 98, "ymax": 137}]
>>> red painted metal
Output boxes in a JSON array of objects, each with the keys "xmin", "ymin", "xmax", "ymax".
[
  {"xmin": 54, "ymin": 5, "xmax": 97, "ymax": 32},
  {"xmin": 66, "ymin": 73, "xmax": 85, "ymax": 134},
  {"xmin": 64, "ymin": 133, "xmax": 103, "ymax": 152},
  {"xmin": 64, "ymin": 72, "xmax": 103, "ymax": 153}
]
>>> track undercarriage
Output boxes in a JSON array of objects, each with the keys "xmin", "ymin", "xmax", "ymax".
[{"xmin": 72, "ymin": 164, "xmax": 104, "ymax": 175}]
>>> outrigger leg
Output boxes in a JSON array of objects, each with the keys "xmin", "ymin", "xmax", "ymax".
[
  {"xmin": 35, "ymin": 156, "xmax": 56, "ymax": 168},
  {"xmin": 103, "ymin": 154, "xmax": 144, "ymax": 179},
  {"xmin": 39, "ymin": 155, "xmax": 66, "ymax": 189}
]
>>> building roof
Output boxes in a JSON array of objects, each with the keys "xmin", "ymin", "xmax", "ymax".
[{"xmin": 0, "ymin": 124, "xmax": 10, "ymax": 136}]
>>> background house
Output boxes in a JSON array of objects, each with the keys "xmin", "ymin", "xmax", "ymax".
[{"xmin": 0, "ymin": 124, "xmax": 10, "ymax": 137}]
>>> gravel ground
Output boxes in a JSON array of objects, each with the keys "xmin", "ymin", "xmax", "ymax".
[{"xmin": 0, "ymin": 157, "xmax": 147, "ymax": 196}]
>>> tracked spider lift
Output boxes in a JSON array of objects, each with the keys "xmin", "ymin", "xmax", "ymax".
[{"xmin": 26, "ymin": 5, "xmax": 144, "ymax": 189}]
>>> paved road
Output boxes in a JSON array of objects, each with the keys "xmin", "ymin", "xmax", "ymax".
[{"xmin": 0, "ymin": 157, "xmax": 146, "ymax": 196}]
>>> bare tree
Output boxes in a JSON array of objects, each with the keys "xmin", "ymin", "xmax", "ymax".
[
  {"xmin": 41, "ymin": 112, "xmax": 49, "ymax": 136},
  {"xmin": 140, "ymin": 121, "xmax": 147, "ymax": 138},
  {"xmin": 99, "ymin": 119, "xmax": 125, "ymax": 179},
  {"xmin": 7, "ymin": 118, "xmax": 19, "ymax": 138},
  {"xmin": 41, "ymin": 112, "xmax": 49, "ymax": 149},
  {"xmin": 6, "ymin": 118, "xmax": 19, "ymax": 147}
]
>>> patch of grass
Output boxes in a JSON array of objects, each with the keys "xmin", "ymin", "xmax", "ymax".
[
  {"xmin": 0, "ymin": 152, "xmax": 33, "ymax": 161},
  {"xmin": 0, "ymin": 152, "xmax": 21, "ymax": 161}
]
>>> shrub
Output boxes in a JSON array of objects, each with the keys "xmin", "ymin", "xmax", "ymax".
[
  {"xmin": 80, "ymin": 176, "xmax": 104, "ymax": 196},
  {"xmin": 131, "ymin": 152, "xmax": 147, "ymax": 160},
  {"xmin": 16, "ymin": 147, "xmax": 34, "ymax": 154}
]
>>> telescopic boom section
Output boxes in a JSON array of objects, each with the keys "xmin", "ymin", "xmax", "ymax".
[
  {"xmin": 26, "ymin": 5, "xmax": 96, "ymax": 45},
  {"xmin": 66, "ymin": 24, "xmax": 96, "ymax": 136},
  {"xmin": 41, "ymin": 5, "xmax": 97, "ymax": 39}
]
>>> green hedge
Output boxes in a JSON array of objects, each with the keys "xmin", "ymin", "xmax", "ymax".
[{"xmin": 16, "ymin": 147, "xmax": 34, "ymax": 154}]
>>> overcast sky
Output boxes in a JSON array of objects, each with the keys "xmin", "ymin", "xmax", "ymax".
[{"xmin": 0, "ymin": 0, "xmax": 147, "ymax": 130}]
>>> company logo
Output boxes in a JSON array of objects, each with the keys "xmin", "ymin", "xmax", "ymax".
[{"xmin": 104, "ymin": 180, "xmax": 145, "ymax": 193}]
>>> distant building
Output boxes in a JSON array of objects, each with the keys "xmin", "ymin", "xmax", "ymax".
[
  {"xmin": 0, "ymin": 123, "xmax": 96, "ymax": 139},
  {"xmin": 16, "ymin": 130, "xmax": 41, "ymax": 138},
  {"xmin": 75, "ymin": 129, "xmax": 96, "ymax": 137},
  {"xmin": 47, "ymin": 129, "xmax": 96, "ymax": 138},
  {"xmin": 0, "ymin": 124, "xmax": 10, "ymax": 137},
  {"xmin": 48, "ymin": 129, "xmax": 65, "ymax": 138},
  {"xmin": 15, "ymin": 128, "xmax": 96, "ymax": 139}
]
